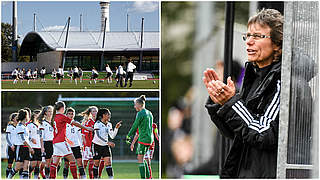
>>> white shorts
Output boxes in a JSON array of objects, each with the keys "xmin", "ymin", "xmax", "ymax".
[
  {"xmin": 144, "ymin": 149, "xmax": 154, "ymax": 160},
  {"xmin": 82, "ymin": 146, "xmax": 93, "ymax": 160},
  {"xmin": 53, "ymin": 142, "xmax": 72, "ymax": 157}
]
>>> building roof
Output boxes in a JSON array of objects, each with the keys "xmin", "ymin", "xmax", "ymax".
[{"xmin": 20, "ymin": 31, "xmax": 159, "ymax": 55}]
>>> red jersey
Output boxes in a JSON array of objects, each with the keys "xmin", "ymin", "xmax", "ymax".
[
  {"xmin": 53, "ymin": 113, "xmax": 72, "ymax": 144},
  {"xmin": 82, "ymin": 118, "xmax": 95, "ymax": 147}
]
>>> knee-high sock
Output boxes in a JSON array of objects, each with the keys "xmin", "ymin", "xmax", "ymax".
[
  {"xmin": 144, "ymin": 159, "xmax": 151, "ymax": 179},
  {"xmin": 49, "ymin": 163, "xmax": 57, "ymax": 179},
  {"xmin": 34, "ymin": 166, "xmax": 40, "ymax": 179},
  {"xmin": 40, "ymin": 167, "xmax": 46, "ymax": 179},
  {"xmin": 45, "ymin": 166, "xmax": 50, "ymax": 178},
  {"xmin": 98, "ymin": 160, "xmax": 105, "ymax": 177},
  {"xmin": 57, "ymin": 164, "xmax": 61, "ymax": 173},
  {"xmin": 63, "ymin": 167, "xmax": 69, "ymax": 179},
  {"xmin": 145, "ymin": 159, "xmax": 152, "ymax": 179},
  {"xmin": 21, "ymin": 171, "xmax": 29, "ymax": 179},
  {"xmin": 105, "ymin": 166, "xmax": 113, "ymax": 178},
  {"xmin": 138, "ymin": 163, "xmax": 145, "ymax": 179},
  {"xmin": 70, "ymin": 162, "xmax": 78, "ymax": 179},
  {"xmin": 88, "ymin": 160, "xmax": 94, "ymax": 179},
  {"xmin": 78, "ymin": 166, "xmax": 86, "ymax": 178},
  {"xmin": 93, "ymin": 165, "xmax": 99, "ymax": 179},
  {"xmin": 29, "ymin": 166, "xmax": 34, "ymax": 178},
  {"xmin": 6, "ymin": 167, "xmax": 11, "ymax": 178}
]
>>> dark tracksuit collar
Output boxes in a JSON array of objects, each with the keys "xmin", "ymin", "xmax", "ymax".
[{"xmin": 240, "ymin": 61, "xmax": 281, "ymax": 103}]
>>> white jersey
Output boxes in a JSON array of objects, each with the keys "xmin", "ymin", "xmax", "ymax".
[
  {"xmin": 26, "ymin": 71, "xmax": 31, "ymax": 77},
  {"xmin": 66, "ymin": 123, "xmax": 82, "ymax": 147},
  {"xmin": 6, "ymin": 124, "xmax": 16, "ymax": 147},
  {"xmin": 15, "ymin": 122, "xmax": 30, "ymax": 146},
  {"xmin": 106, "ymin": 67, "xmax": 112, "ymax": 73},
  {"xmin": 12, "ymin": 69, "xmax": 18, "ymax": 76},
  {"xmin": 92, "ymin": 69, "xmax": 99, "ymax": 75},
  {"xmin": 127, "ymin": 62, "xmax": 136, "ymax": 72},
  {"xmin": 92, "ymin": 121, "xmax": 118, "ymax": 146},
  {"xmin": 26, "ymin": 122, "xmax": 41, "ymax": 149},
  {"xmin": 40, "ymin": 69, "xmax": 46, "ymax": 75},
  {"xmin": 40, "ymin": 120, "xmax": 54, "ymax": 141},
  {"xmin": 58, "ymin": 68, "xmax": 64, "ymax": 75},
  {"xmin": 32, "ymin": 71, "xmax": 37, "ymax": 77},
  {"xmin": 73, "ymin": 67, "xmax": 79, "ymax": 73},
  {"xmin": 117, "ymin": 66, "xmax": 124, "ymax": 75}
]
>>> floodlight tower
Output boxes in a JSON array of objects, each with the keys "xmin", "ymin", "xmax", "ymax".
[{"xmin": 100, "ymin": 0, "xmax": 110, "ymax": 32}]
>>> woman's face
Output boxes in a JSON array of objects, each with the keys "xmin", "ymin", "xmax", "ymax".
[
  {"xmin": 134, "ymin": 102, "xmax": 142, "ymax": 112},
  {"xmin": 90, "ymin": 108, "xmax": 98, "ymax": 119},
  {"xmin": 246, "ymin": 23, "xmax": 280, "ymax": 68},
  {"xmin": 46, "ymin": 108, "xmax": 53, "ymax": 119}
]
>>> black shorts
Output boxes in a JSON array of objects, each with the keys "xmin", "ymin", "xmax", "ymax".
[
  {"xmin": 40, "ymin": 74, "xmax": 45, "ymax": 78},
  {"xmin": 71, "ymin": 146, "xmax": 82, "ymax": 159},
  {"xmin": 92, "ymin": 74, "xmax": 98, "ymax": 79},
  {"xmin": 92, "ymin": 143, "xmax": 111, "ymax": 160},
  {"xmin": 16, "ymin": 145, "xmax": 30, "ymax": 162},
  {"xmin": 30, "ymin": 148, "xmax": 42, "ymax": 161},
  {"xmin": 44, "ymin": 141, "xmax": 53, "ymax": 159},
  {"xmin": 64, "ymin": 146, "xmax": 82, "ymax": 161},
  {"xmin": 57, "ymin": 73, "xmax": 62, "ymax": 79},
  {"xmin": 12, "ymin": 75, "xmax": 17, "ymax": 79},
  {"xmin": 106, "ymin": 72, "xmax": 112, "ymax": 78},
  {"xmin": 7, "ymin": 146, "xmax": 16, "ymax": 164},
  {"xmin": 25, "ymin": 76, "xmax": 30, "ymax": 80},
  {"xmin": 73, "ymin": 72, "xmax": 79, "ymax": 78}
]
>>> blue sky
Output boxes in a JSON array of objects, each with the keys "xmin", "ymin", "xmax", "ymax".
[{"xmin": 1, "ymin": 1, "xmax": 159, "ymax": 41}]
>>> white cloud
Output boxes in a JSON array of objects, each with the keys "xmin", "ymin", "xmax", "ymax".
[
  {"xmin": 129, "ymin": 1, "xmax": 159, "ymax": 13},
  {"xmin": 41, "ymin": 25, "xmax": 79, "ymax": 31}
]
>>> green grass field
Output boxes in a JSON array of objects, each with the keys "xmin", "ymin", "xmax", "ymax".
[
  {"xmin": 1, "ymin": 161, "xmax": 159, "ymax": 179},
  {"xmin": 2, "ymin": 72, "xmax": 159, "ymax": 89}
]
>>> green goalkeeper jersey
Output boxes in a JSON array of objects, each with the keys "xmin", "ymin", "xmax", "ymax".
[{"xmin": 127, "ymin": 108, "xmax": 154, "ymax": 145}]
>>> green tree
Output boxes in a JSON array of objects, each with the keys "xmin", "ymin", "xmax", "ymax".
[
  {"xmin": 1, "ymin": 23, "xmax": 13, "ymax": 62},
  {"xmin": 1, "ymin": 22, "xmax": 30, "ymax": 62}
]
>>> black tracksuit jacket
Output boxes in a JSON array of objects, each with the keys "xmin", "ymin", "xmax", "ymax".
[{"xmin": 205, "ymin": 61, "xmax": 281, "ymax": 178}]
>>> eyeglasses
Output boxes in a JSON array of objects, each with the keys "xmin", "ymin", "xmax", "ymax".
[{"xmin": 242, "ymin": 33, "xmax": 271, "ymax": 41}]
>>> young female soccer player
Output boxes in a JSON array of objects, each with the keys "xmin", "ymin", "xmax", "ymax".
[
  {"xmin": 67, "ymin": 67, "xmax": 73, "ymax": 82},
  {"xmin": 40, "ymin": 67, "xmax": 46, "ymax": 83},
  {"xmin": 27, "ymin": 110, "xmax": 42, "ymax": 179},
  {"xmin": 90, "ymin": 67, "xmax": 99, "ymax": 84},
  {"xmin": 105, "ymin": 64, "xmax": 113, "ymax": 83},
  {"xmin": 5, "ymin": 112, "xmax": 18, "ymax": 178},
  {"xmin": 80, "ymin": 106, "xmax": 98, "ymax": 179},
  {"xmin": 130, "ymin": 123, "xmax": 159, "ymax": 178},
  {"xmin": 26, "ymin": 69, "xmax": 32, "ymax": 84},
  {"xmin": 79, "ymin": 68, "xmax": 83, "ymax": 83},
  {"xmin": 63, "ymin": 107, "xmax": 86, "ymax": 179},
  {"xmin": 57, "ymin": 66, "xmax": 64, "ymax": 85},
  {"xmin": 32, "ymin": 68, "xmax": 38, "ymax": 81},
  {"xmin": 38, "ymin": 106, "xmax": 54, "ymax": 178},
  {"xmin": 49, "ymin": 101, "xmax": 93, "ymax": 179},
  {"xmin": 12, "ymin": 68, "xmax": 19, "ymax": 84},
  {"xmin": 73, "ymin": 66, "xmax": 80, "ymax": 85},
  {"xmin": 126, "ymin": 95, "xmax": 154, "ymax": 179},
  {"xmin": 92, "ymin": 108, "xmax": 122, "ymax": 179},
  {"xmin": 8, "ymin": 109, "xmax": 35, "ymax": 179}
]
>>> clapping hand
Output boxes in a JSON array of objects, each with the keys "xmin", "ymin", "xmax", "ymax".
[{"xmin": 203, "ymin": 68, "xmax": 236, "ymax": 105}]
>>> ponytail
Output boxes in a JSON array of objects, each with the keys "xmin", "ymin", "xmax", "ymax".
[
  {"xmin": 8, "ymin": 112, "xmax": 18, "ymax": 125},
  {"xmin": 38, "ymin": 105, "xmax": 54, "ymax": 125},
  {"xmin": 51, "ymin": 101, "xmax": 65, "ymax": 127},
  {"xmin": 79, "ymin": 106, "xmax": 98, "ymax": 123},
  {"xmin": 134, "ymin": 95, "xmax": 146, "ymax": 106},
  {"xmin": 96, "ymin": 108, "xmax": 111, "ymax": 121}
]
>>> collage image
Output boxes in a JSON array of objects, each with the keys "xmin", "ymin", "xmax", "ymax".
[{"xmin": 1, "ymin": 0, "xmax": 319, "ymax": 179}]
